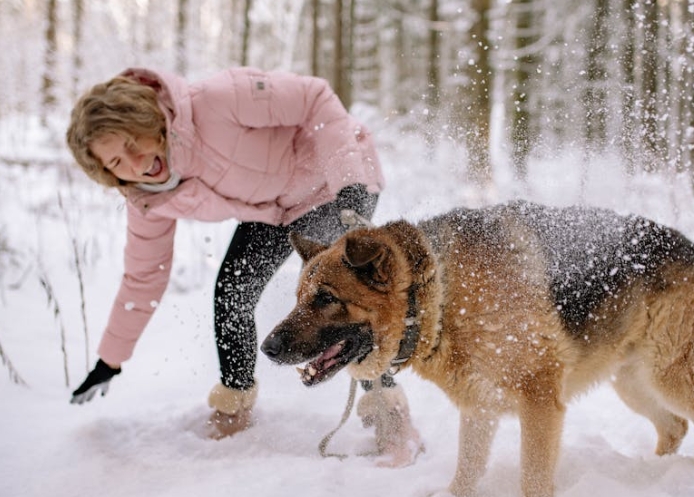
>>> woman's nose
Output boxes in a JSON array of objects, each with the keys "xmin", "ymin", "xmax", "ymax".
[{"xmin": 123, "ymin": 150, "xmax": 143, "ymax": 171}]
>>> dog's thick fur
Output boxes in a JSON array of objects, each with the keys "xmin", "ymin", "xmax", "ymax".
[{"xmin": 261, "ymin": 200, "xmax": 694, "ymax": 497}]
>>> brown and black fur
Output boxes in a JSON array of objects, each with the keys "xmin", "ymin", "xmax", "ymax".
[{"xmin": 261, "ymin": 200, "xmax": 694, "ymax": 497}]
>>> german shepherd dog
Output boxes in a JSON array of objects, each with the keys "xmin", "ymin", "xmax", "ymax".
[{"xmin": 261, "ymin": 200, "xmax": 694, "ymax": 497}]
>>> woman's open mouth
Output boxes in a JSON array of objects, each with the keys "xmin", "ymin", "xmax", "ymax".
[{"xmin": 144, "ymin": 156, "xmax": 165, "ymax": 177}]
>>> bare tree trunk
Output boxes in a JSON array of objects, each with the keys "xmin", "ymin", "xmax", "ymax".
[
  {"xmin": 661, "ymin": 2, "xmax": 679, "ymax": 176},
  {"xmin": 619, "ymin": 0, "xmax": 637, "ymax": 175},
  {"xmin": 40, "ymin": 0, "xmax": 58, "ymax": 127},
  {"xmin": 71, "ymin": 0, "xmax": 83, "ymax": 99},
  {"xmin": 334, "ymin": 0, "xmax": 344, "ymax": 96},
  {"xmin": 583, "ymin": 0, "xmax": 608, "ymax": 152},
  {"xmin": 662, "ymin": 0, "xmax": 691, "ymax": 176},
  {"xmin": 509, "ymin": 0, "xmax": 539, "ymax": 181},
  {"xmin": 683, "ymin": 0, "xmax": 694, "ymax": 176},
  {"xmin": 223, "ymin": 0, "xmax": 243, "ymax": 65},
  {"xmin": 392, "ymin": 6, "xmax": 408, "ymax": 114},
  {"xmin": 333, "ymin": 0, "xmax": 353, "ymax": 108},
  {"xmin": 241, "ymin": 0, "xmax": 253, "ymax": 66},
  {"xmin": 311, "ymin": 0, "xmax": 320, "ymax": 75},
  {"xmin": 455, "ymin": 0, "xmax": 492, "ymax": 186},
  {"xmin": 176, "ymin": 0, "xmax": 189, "ymax": 74},
  {"xmin": 352, "ymin": 0, "xmax": 379, "ymax": 106},
  {"xmin": 345, "ymin": 0, "xmax": 355, "ymax": 108},
  {"xmin": 641, "ymin": 0, "xmax": 661, "ymax": 172},
  {"xmin": 425, "ymin": 0, "xmax": 440, "ymax": 151},
  {"xmin": 668, "ymin": 0, "xmax": 694, "ymax": 183},
  {"xmin": 144, "ymin": 0, "xmax": 157, "ymax": 54}
]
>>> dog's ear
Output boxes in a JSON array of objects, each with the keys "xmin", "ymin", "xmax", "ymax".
[
  {"xmin": 344, "ymin": 235, "xmax": 390, "ymax": 284},
  {"xmin": 289, "ymin": 231, "xmax": 329, "ymax": 262}
]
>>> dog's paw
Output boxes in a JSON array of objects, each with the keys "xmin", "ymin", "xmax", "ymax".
[
  {"xmin": 374, "ymin": 436, "xmax": 425, "ymax": 468},
  {"xmin": 357, "ymin": 383, "xmax": 426, "ymax": 467}
]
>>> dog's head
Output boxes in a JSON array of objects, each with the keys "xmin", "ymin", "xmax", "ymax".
[{"xmin": 261, "ymin": 226, "xmax": 415, "ymax": 386}]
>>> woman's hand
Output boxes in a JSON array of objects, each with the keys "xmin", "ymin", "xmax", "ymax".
[{"xmin": 70, "ymin": 359, "xmax": 122, "ymax": 405}]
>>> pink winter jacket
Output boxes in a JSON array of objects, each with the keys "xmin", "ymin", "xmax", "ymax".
[{"xmin": 97, "ymin": 67, "xmax": 385, "ymax": 365}]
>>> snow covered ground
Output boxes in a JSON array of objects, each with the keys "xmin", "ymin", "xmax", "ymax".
[{"xmin": 2, "ymin": 117, "xmax": 694, "ymax": 497}]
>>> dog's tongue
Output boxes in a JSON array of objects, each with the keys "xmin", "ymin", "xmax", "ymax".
[
  {"xmin": 296, "ymin": 340, "xmax": 345, "ymax": 383},
  {"xmin": 315, "ymin": 341, "xmax": 344, "ymax": 368}
]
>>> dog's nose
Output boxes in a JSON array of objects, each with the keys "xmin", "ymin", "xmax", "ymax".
[{"xmin": 260, "ymin": 333, "xmax": 283, "ymax": 360}]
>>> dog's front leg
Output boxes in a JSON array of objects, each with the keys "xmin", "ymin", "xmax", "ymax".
[
  {"xmin": 448, "ymin": 413, "xmax": 498, "ymax": 496},
  {"xmin": 518, "ymin": 395, "xmax": 565, "ymax": 497},
  {"xmin": 356, "ymin": 382, "xmax": 424, "ymax": 467}
]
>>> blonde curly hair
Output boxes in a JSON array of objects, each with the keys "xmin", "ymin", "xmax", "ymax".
[{"xmin": 66, "ymin": 76, "xmax": 167, "ymax": 187}]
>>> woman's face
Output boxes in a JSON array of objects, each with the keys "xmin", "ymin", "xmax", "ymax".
[{"xmin": 90, "ymin": 133, "xmax": 170, "ymax": 184}]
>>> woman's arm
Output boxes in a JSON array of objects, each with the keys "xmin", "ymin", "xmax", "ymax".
[{"xmin": 97, "ymin": 205, "xmax": 177, "ymax": 365}]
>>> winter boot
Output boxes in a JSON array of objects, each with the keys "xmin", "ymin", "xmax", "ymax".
[
  {"xmin": 356, "ymin": 382, "xmax": 424, "ymax": 467},
  {"xmin": 205, "ymin": 382, "xmax": 257, "ymax": 440}
]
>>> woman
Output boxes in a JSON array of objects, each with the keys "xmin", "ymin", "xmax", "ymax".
[{"xmin": 65, "ymin": 66, "xmax": 422, "ymax": 465}]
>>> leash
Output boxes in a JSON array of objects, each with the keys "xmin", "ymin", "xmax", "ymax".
[
  {"xmin": 318, "ymin": 209, "xmax": 374, "ymax": 460},
  {"xmin": 318, "ymin": 377, "xmax": 358, "ymax": 459}
]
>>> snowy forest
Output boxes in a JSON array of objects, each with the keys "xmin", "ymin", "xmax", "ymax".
[
  {"xmin": 2, "ymin": 0, "xmax": 694, "ymax": 181},
  {"xmin": 2, "ymin": 2, "xmax": 694, "ymax": 496}
]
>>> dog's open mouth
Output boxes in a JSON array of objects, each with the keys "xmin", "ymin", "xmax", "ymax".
[{"xmin": 296, "ymin": 328, "xmax": 373, "ymax": 387}]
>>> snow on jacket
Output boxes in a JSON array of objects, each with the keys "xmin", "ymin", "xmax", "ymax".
[{"xmin": 97, "ymin": 67, "xmax": 385, "ymax": 365}]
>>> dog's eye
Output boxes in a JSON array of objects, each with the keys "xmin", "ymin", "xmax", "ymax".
[{"xmin": 313, "ymin": 290, "xmax": 340, "ymax": 308}]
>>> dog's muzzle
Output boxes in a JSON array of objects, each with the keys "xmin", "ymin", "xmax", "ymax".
[{"xmin": 261, "ymin": 323, "xmax": 373, "ymax": 386}]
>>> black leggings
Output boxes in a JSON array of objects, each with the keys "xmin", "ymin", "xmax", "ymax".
[{"xmin": 214, "ymin": 184, "xmax": 378, "ymax": 391}]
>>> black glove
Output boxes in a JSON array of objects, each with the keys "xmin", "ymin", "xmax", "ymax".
[{"xmin": 70, "ymin": 359, "xmax": 122, "ymax": 405}]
